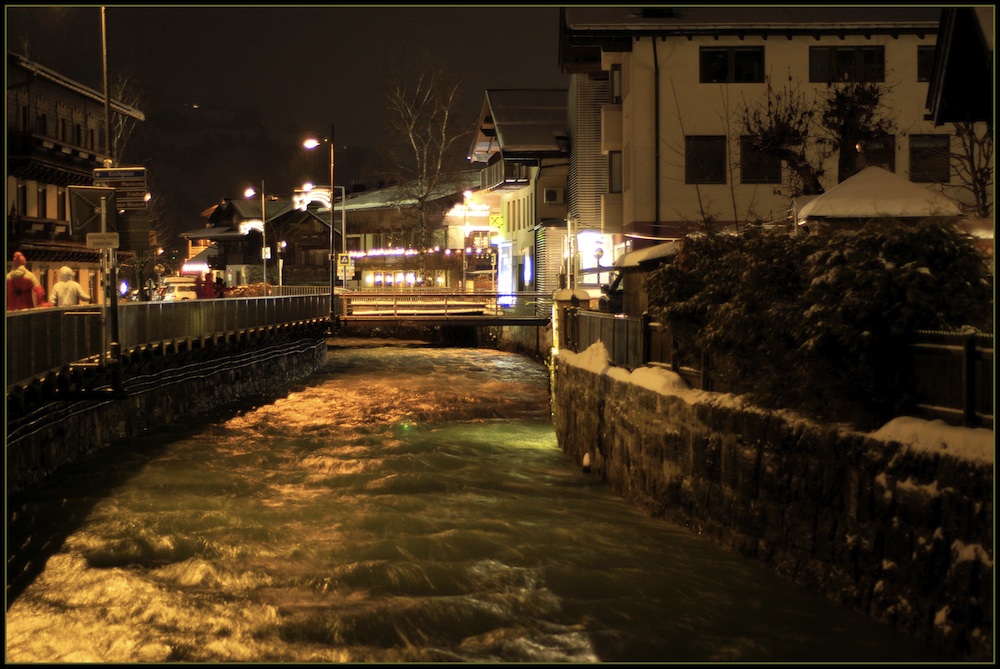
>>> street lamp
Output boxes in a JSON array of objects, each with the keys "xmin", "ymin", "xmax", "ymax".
[
  {"xmin": 303, "ymin": 126, "xmax": 347, "ymax": 291},
  {"xmin": 278, "ymin": 240, "xmax": 287, "ymax": 287},
  {"xmin": 244, "ymin": 181, "xmax": 267, "ymax": 294}
]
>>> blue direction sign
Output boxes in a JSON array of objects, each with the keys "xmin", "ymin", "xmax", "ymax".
[{"xmin": 94, "ymin": 166, "xmax": 148, "ymax": 210}]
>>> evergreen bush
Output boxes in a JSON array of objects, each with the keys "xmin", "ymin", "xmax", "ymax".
[{"xmin": 645, "ymin": 219, "xmax": 994, "ymax": 429}]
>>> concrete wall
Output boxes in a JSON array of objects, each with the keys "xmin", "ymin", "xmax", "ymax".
[
  {"xmin": 551, "ymin": 356, "xmax": 993, "ymax": 661},
  {"xmin": 7, "ymin": 337, "xmax": 328, "ymax": 499}
]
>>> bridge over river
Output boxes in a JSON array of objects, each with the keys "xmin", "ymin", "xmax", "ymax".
[{"xmin": 6, "ymin": 290, "xmax": 552, "ymax": 401}]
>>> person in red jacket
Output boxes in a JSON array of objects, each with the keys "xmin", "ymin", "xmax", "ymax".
[{"xmin": 6, "ymin": 251, "xmax": 46, "ymax": 310}]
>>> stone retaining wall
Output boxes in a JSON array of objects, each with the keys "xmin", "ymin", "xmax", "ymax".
[
  {"xmin": 551, "ymin": 355, "xmax": 993, "ymax": 661},
  {"xmin": 7, "ymin": 338, "xmax": 328, "ymax": 499}
]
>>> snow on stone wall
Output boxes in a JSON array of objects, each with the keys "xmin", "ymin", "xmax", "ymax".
[{"xmin": 552, "ymin": 346, "xmax": 992, "ymax": 661}]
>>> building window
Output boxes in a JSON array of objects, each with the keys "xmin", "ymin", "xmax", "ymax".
[
  {"xmin": 609, "ymin": 151, "xmax": 623, "ymax": 193},
  {"xmin": 740, "ymin": 136, "xmax": 781, "ymax": 184},
  {"xmin": 909, "ymin": 135, "xmax": 950, "ymax": 182},
  {"xmin": 37, "ymin": 184, "xmax": 48, "ymax": 218},
  {"xmin": 685, "ymin": 136, "xmax": 727, "ymax": 184},
  {"xmin": 623, "ymin": 143, "xmax": 631, "ymax": 192},
  {"xmin": 610, "ymin": 64, "xmax": 622, "ymax": 103},
  {"xmin": 17, "ymin": 183, "xmax": 28, "ymax": 219},
  {"xmin": 60, "ymin": 118, "xmax": 68, "ymax": 142},
  {"xmin": 36, "ymin": 112, "xmax": 47, "ymax": 135},
  {"xmin": 860, "ymin": 134, "xmax": 896, "ymax": 171},
  {"xmin": 74, "ymin": 123, "xmax": 83, "ymax": 147},
  {"xmin": 700, "ymin": 47, "xmax": 765, "ymax": 83},
  {"xmin": 917, "ymin": 45, "xmax": 936, "ymax": 82},
  {"xmin": 809, "ymin": 46, "xmax": 885, "ymax": 82},
  {"xmin": 57, "ymin": 186, "xmax": 67, "ymax": 220}
]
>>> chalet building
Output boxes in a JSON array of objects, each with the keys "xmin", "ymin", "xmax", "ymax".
[
  {"xmin": 557, "ymin": 7, "xmax": 986, "ymax": 274},
  {"xmin": 341, "ymin": 170, "xmax": 498, "ymax": 291},
  {"xmin": 467, "ymin": 89, "xmax": 571, "ymax": 311},
  {"xmin": 6, "ymin": 50, "xmax": 145, "ymax": 301},
  {"xmin": 181, "ymin": 196, "xmax": 333, "ymax": 290}
]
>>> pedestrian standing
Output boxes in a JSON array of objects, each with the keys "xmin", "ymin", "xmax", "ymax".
[
  {"xmin": 49, "ymin": 266, "xmax": 92, "ymax": 306},
  {"xmin": 6, "ymin": 251, "xmax": 46, "ymax": 310}
]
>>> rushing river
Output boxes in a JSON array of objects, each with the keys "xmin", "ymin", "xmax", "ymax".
[{"xmin": 5, "ymin": 343, "xmax": 949, "ymax": 663}]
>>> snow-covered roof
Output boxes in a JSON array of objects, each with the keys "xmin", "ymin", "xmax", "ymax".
[
  {"xmin": 469, "ymin": 89, "xmax": 569, "ymax": 163},
  {"xmin": 614, "ymin": 241, "xmax": 680, "ymax": 269},
  {"xmin": 795, "ymin": 166, "xmax": 962, "ymax": 224},
  {"xmin": 342, "ymin": 171, "xmax": 482, "ymax": 212}
]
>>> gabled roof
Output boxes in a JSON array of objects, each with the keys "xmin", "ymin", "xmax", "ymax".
[
  {"xmin": 468, "ymin": 89, "xmax": 569, "ymax": 163},
  {"xmin": 343, "ymin": 171, "xmax": 482, "ymax": 211},
  {"xmin": 795, "ymin": 166, "xmax": 961, "ymax": 223},
  {"xmin": 7, "ymin": 51, "xmax": 146, "ymax": 122}
]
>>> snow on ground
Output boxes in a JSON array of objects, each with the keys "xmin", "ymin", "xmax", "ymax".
[{"xmin": 559, "ymin": 343, "xmax": 994, "ymax": 466}]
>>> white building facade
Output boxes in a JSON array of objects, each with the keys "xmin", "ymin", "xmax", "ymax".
[{"xmin": 560, "ymin": 7, "xmax": 985, "ymax": 263}]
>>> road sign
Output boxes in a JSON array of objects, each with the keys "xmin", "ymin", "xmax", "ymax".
[
  {"xmin": 93, "ymin": 166, "xmax": 148, "ymax": 210},
  {"xmin": 338, "ymin": 253, "xmax": 351, "ymax": 266},
  {"xmin": 87, "ymin": 232, "xmax": 120, "ymax": 249},
  {"xmin": 68, "ymin": 186, "xmax": 118, "ymax": 234}
]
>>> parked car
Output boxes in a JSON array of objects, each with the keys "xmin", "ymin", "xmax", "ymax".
[{"xmin": 154, "ymin": 277, "xmax": 199, "ymax": 301}]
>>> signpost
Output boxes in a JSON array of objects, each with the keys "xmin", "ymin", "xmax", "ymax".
[
  {"xmin": 338, "ymin": 253, "xmax": 354, "ymax": 287},
  {"xmin": 92, "ymin": 167, "xmax": 150, "ymax": 251},
  {"xmin": 87, "ymin": 232, "xmax": 120, "ymax": 249},
  {"xmin": 93, "ymin": 166, "xmax": 147, "ymax": 210}
]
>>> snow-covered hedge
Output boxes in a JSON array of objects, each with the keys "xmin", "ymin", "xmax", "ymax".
[{"xmin": 644, "ymin": 219, "xmax": 994, "ymax": 429}]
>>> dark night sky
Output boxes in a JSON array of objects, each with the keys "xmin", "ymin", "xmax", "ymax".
[{"xmin": 6, "ymin": 5, "xmax": 569, "ymax": 244}]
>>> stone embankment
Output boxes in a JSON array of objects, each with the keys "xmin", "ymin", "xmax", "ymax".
[
  {"xmin": 551, "ymin": 347, "xmax": 993, "ymax": 661},
  {"xmin": 7, "ymin": 337, "xmax": 328, "ymax": 499}
]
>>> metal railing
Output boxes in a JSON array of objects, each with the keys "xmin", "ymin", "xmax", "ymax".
[
  {"xmin": 337, "ymin": 291, "xmax": 550, "ymax": 319},
  {"xmin": 6, "ymin": 294, "xmax": 331, "ymax": 390},
  {"xmin": 567, "ymin": 310, "xmax": 994, "ymax": 429}
]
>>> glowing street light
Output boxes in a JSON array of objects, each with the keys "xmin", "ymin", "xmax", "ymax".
[
  {"xmin": 244, "ymin": 182, "xmax": 267, "ymax": 294},
  {"xmin": 303, "ymin": 126, "xmax": 347, "ymax": 294}
]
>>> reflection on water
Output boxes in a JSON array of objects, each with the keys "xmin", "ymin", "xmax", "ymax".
[{"xmin": 5, "ymin": 345, "xmax": 949, "ymax": 662}]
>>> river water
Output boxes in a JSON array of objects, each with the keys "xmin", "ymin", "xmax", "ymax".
[{"xmin": 5, "ymin": 343, "xmax": 948, "ymax": 663}]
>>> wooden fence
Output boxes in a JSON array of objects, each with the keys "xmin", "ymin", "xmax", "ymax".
[{"xmin": 567, "ymin": 310, "xmax": 993, "ymax": 429}]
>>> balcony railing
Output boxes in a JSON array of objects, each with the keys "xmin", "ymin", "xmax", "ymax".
[{"xmin": 480, "ymin": 160, "xmax": 531, "ymax": 191}]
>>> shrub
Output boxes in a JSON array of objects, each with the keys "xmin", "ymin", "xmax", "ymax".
[{"xmin": 645, "ymin": 219, "xmax": 994, "ymax": 428}]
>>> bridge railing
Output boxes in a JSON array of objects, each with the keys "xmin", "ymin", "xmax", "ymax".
[
  {"xmin": 6, "ymin": 294, "xmax": 331, "ymax": 390},
  {"xmin": 337, "ymin": 291, "xmax": 551, "ymax": 319}
]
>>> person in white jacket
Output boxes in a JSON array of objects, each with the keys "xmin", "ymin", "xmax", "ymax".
[{"xmin": 49, "ymin": 266, "xmax": 92, "ymax": 306}]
